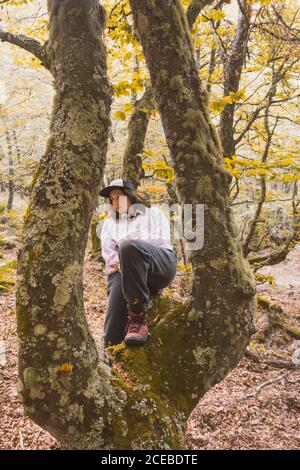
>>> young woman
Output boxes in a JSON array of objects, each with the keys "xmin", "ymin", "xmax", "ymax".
[{"xmin": 98, "ymin": 178, "xmax": 177, "ymax": 348}]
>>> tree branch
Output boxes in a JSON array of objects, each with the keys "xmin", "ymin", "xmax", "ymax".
[
  {"xmin": 186, "ymin": 0, "xmax": 214, "ymax": 29},
  {"xmin": 271, "ymin": 4, "xmax": 300, "ymax": 37},
  {"xmin": 234, "ymin": 106, "xmax": 265, "ymax": 145},
  {"xmin": 219, "ymin": 0, "xmax": 253, "ymax": 158},
  {"xmin": 0, "ymin": 26, "xmax": 50, "ymax": 70},
  {"xmin": 186, "ymin": 0, "xmax": 231, "ymax": 29}
]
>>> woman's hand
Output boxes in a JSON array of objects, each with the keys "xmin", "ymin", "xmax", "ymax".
[{"xmin": 111, "ymin": 263, "xmax": 120, "ymax": 271}]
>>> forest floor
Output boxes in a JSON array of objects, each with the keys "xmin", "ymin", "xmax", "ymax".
[{"xmin": 0, "ymin": 233, "xmax": 299, "ymax": 450}]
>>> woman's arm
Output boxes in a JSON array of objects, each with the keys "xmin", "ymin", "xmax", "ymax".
[{"xmin": 100, "ymin": 220, "xmax": 120, "ymax": 275}]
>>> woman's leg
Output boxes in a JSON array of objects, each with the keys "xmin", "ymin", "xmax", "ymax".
[
  {"xmin": 103, "ymin": 271, "xmax": 128, "ymax": 347},
  {"xmin": 118, "ymin": 239, "xmax": 177, "ymax": 314}
]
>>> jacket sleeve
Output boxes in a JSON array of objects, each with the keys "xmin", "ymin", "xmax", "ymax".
[{"xmin": 100, "ymin": 220, "xmax": 119, "ymax": 275}]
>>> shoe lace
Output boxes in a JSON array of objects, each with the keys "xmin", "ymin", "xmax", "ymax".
[{"xmin": 126, "ymin": 311, "xmax": 146, "ymax": 334}]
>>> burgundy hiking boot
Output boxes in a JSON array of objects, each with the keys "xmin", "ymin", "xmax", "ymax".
[{"xmin": 124, "ymin": 311, "xmax": 149, "ymax": 347}]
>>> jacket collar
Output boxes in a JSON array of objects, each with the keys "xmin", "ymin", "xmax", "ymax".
[{"xmin": 120, "ymin": 205, "xmax": 146, "ymax": 221}]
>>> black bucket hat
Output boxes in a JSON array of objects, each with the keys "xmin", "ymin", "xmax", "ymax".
[{"xmin": 99, "ymin": 178, "xmax": 135, "ymax": 198}]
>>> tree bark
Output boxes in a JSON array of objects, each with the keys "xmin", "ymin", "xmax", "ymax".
[
  {"xmin": 15, "ymin": 0, "xmax": 116, "ymax": 449},
  {"xmin": 5, "ymin": 127, "xmax": 14, "ymax": 211},
  {"xmin": 121, "ymin": 0, "xmax": 219, "ymax": 188},
  {"xmin": 219, "ymin": 0, "xmax": 251, "ymax": 159},
  {"xmin": 128, "ymin": 0, "xmax": 256, "ymax": 414},
  {"xmin": 121, "ymin": 83, "xmax": 153, "ymax": 187}
]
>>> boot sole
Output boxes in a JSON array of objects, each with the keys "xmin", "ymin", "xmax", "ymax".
[{"xmin": 124, "ymin": 335, "xmax": 148, "ymax": 347}]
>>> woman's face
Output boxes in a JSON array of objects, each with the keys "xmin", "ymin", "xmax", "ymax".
[{"xmin": 109, "ymin": 189, "xmax": 132, "ymax": 214}]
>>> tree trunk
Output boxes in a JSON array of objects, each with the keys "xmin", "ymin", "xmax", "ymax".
[
  {"xmin": 15, "ymin": 0, "xmax": 189, "ymax": 451},
  {"xmin": 15, "ymin": 0, "xmax": 116, "ymax": 449},
  {"xmin": 5, "ymin": 128, "xmax": 14, "ymax": 211},
  {"xmin": 121, "ymin": 0, "xmax": 212, "ymax": 189},
  {"xmin": 219, "ymin": 0, "xmax": 251, "ymax": 159},
  {"xmin": 6, "ymin": 157, "xmax": 14, "ymax": 211},
  {"xmin": 90, "ymin": 215, "xmax": 101, "ymax": 254},
  {"xmin": 121, "ymin": 83, "xmax": 153, "ymax": 187},
  {"xmin": 128, "ymin": 0, "xmax": 256, "ymax": 410}
]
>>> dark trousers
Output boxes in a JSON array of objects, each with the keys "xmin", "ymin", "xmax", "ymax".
[{"xmin": 103, "ymin": 239, "xmax": 177, "ymax": 347}]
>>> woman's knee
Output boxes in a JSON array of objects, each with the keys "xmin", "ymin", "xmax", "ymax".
[{"xmin": 118, "ymin": 239, "xmax": 138, "ymax": 258}]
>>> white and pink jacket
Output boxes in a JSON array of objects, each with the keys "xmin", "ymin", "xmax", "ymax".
[{"xmin": 98, "ymin": 205, "xmax": 173, "ymax": 276}]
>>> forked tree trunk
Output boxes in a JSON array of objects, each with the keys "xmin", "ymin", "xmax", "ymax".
[{"xmin": 16, "ymin": 0, "xmax": 257, "ymax": 450}]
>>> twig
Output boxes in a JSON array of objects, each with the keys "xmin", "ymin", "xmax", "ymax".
[
  {"xmin": 200, "ymin": 370, "xmax": 298, "ymax": 408},
  {"xmin": 19, "ymin": 430, "xmax": 25, "ymax": 450},
  {"xmin": 30, "ymin": 429, "xmax": 42, "ymax": 448},
  {"xmin": 242, "ymin": 371, "xmax": 286, "ymax": 398},
  {"xmin": 245, "ymin": 347, "xmax": 298, "ymax": 370},
  {"xmin": 284, "ymin": 376, "xmax": 300, "ymax": 384}
]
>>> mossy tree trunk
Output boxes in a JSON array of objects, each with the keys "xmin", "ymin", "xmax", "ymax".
[
  {"xmin": 90, "ymin": 213, "xmax": 101, "ymax": 257},
  {"xmin": 127, "ymin": 0, "xmax": 257, "ymax": 412},
  {"xmin": 15, "ymin": 0, "xmax": 116, "ymax": 449},
  {"xmin": 121, "ymin": 0, "xmax": 217, "ymax": 189},
  {"xmin": 15, "ymin": 0, "xmax": 190, "ymax": 451}
]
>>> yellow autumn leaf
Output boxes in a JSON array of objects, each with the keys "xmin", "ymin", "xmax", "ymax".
[
  {"xmin": 281, "ymin": 174, "xmax": 299, "ymax": 182},
  {"xmin": 136, "ymin": 53, "xmax": 144, "ymax": 62},
  {"xmin": 123, "ymin": 51, "xmax": 133, "ymax": 62},
  {"xmin": 257, "ymin": 168, "xmax": 268, "ymax": 176},
  {"xmin": 58, "ymin": 363, "xmax": 73, "ymax": 375},
  {"xmin": 98, "ymin": 212, "xmax": 108, "ymax": 221},
  {"xmin": 222, "ymin": 95, "xmax": 234, "ymax": 105},
  {"xmin": 114, "ymin": 111, "xmax": 126, "ymax": 121},
  {"xmin": 276, "ymin": 158, "xmax": 295, "ymax": 166}
]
